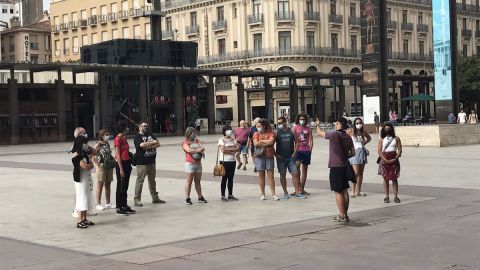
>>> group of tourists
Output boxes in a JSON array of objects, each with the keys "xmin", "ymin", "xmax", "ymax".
[
  {"xmin": 453, "ymin": 109, "xmax": 478, "ymax": 124},
  {"xmin": 70, "ymin": 115, "xmax": 403, "ymax": 228}
]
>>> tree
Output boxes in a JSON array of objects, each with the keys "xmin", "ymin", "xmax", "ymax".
[{"xmin": 458, "ymin": 55, "xmax": 480, "ymax": 111}]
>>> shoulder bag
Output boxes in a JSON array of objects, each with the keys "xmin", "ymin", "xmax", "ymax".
[
  {"xmin": 376, "ymin": 137, "xmax": 394, "ymax": 164},
  {"xmin": 213, "ymin": 145, "xmax": 225, "ymax": 177}
]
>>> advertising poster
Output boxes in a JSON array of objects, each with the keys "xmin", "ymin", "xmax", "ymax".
[
  {"xmin": 363, "ymin": 95, "xmax": 380, "ymax": 124},
  {"xmin": 432, "ymin": 0, "xmax": 453, "ymax": 101}
]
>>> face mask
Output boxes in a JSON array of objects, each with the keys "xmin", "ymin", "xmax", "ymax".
[
  {"xmin": 277, "ymin": 124, "xmax": 284, "ymax": 130},
  {"xmin": 385, "ymin": 129, "xmax": 392, "ymax": 135},
  {"xmin": 81, "ymin": 133, "xmax": 88, "ymax": 139},
  {"xmin": 225, "ymin": 130, "xmax": 233, "ymax": 137},
  {"xmin": 299, "ymin": 120, "xmax": 305, "ymax": 126},
  {"xmin": 257, "ymin": 127, "xmax": 263, "ymax": 133},
  {"xmin": 190, "ymin": 134, "xmax": 197, "ymax": 140},
  {"xmin": 356, "ymin": 124, "xmax": 363, "ymax": 129},
  {"xmin": 143, "ymin": 127, "xmax": 149, "ymax": 133},
  {"xmin": 103, "ymin": 135, "xmax": 110, "ymax": 141}
]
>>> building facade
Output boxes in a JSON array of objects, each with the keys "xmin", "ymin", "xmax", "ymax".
[
  {"xmin": 161, "ymin": 0, "xmax": 479, "ymax": 124},
  {"xmin": 50, "ymin": 0, "xmax": 154, "ymax": 62},
  {"xmin": 0, "ymin": 0, "xmax": 17, "ymax": 28}
]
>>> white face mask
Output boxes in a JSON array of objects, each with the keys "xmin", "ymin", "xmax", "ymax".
[
  {"xmin": 257, "ymin": 127, "xmax": 263, "ymax": 133},
  {"xmin": 299, "ymin": 120, "xmax": 305, "ymax": 125},
  {"xmin": 356, "ymin": 124, "xmax": 363, "ymax": 129},
  {"xmin": 277, "ymin": 124, "xmax": 284, "ymax": 130},
  {"xmin": 103, "ymin": 135, "xmax": 110, "ymax": 141},
  {"xmin": 225, "ymin": 130, "xmax": 233, "ymax": 137},
  {"xmin": 81, "ymin": 133, "xmax": 88, "ymax": 139}
]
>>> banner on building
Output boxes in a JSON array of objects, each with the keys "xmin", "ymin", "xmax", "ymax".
[{"xmin": 432, "ymin": 0, "xmax": 453, "ymax": 101}]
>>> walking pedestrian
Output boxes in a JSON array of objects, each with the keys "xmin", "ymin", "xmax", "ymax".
[
  {"xmin": 114, "ymin": 121, "xmax": 136, "ymax": 216},
  {"xmin": 93, "ymin": 129, "xmax": 116, "ymax": 211},
  {"xmin": 234, "ymin": 120, "xmax": 250, "ymax": 170},
  {"xmin": 71, "ymin": 135, "xmax": 96, "ymax": 228},
  {"xmin": 467, "ymin": 109, "xmax": 478, "ymax": 124},
  {"xmin": 378, "ymin": 122, "xmax": 403, "ymax": 203},
  {"xmin": 316, "ymin": 117, "xmax": 355, "ymax": 223},
  {"xmin": 293, "ymin": 113, "xmax": 313, "ymax": 195},
  {"xmin": 457, "ymin": 109, "xmax": 467, "ymax": 124},
  {"xmin": 448, "ymin": 112, "xmax": 456, "ymax": 124},
  {"xmin": 182, "ymin": 127, "xmax": 207, "ymax": 205},
  {"xmin": 253, "ymin": 119, "xmax": 279, "ymax": 201},
  {"xmin": 374, "ymin": 111, "xmax": 380, "ymax": 134},
  {"xmin": 133, "ymin": 121, "xmax": 166, "ymax": 207},
  {"xmin": 218, "ymin": 125, "xmax": 240, "ymax": 202},
  {"xmin": 347, "ymin": 118, "xmax": 371, "ymax": 197},
  {"xmin": 275, "ymin": 117, "xmax": 304, "ymax": 199},
  {"xmin": 248, "ymin": 117, "xmax": 261, "ymax": 173}
]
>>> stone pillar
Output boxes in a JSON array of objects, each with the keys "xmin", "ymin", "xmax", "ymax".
[
  {"xmin": 56, "ymin": 80, "xmax": 67, "ymax": 141},
  {"xmin": 315, "ymin": 84, "xmax": 326, "ymax": 122},
  {"xmin": 289, "ymin": 77, "xmax": 298, "ymax": 122},
  {"xmin": 236, "ymin": 76, "xmax": 246, "ymax": 123},
  {"xmin": 300, "ymin": 87, "xmax": 305, "ymax": 114},
  {"xmin": 98, "ymin": 73, "xmax": 109, "ymax": 129},
  {"xmin": 8, "ymin": 79, "xmax": 19, "ymax": 144},
  {"xmin": 264, "ymin": 76, "xmax": 273, "ymax": 121},
  {"xmin": 139, "ymin": 75, "xmax": 148, "ymax": 122},
  {"xmin": 339, "ymin": 84, "xmax": 345, "ymax": 116},
  {"xmin": 207, "ymin": 76, "xmax": 216, "ymax": 134},
  {"xmin": 174, "ymin": 73, "xmax": 184, "ymax": 136}
]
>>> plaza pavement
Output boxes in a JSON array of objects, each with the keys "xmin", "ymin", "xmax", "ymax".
[{"xmin": 0, "ymin": 133, "xmax": 479, "ymax": 269}]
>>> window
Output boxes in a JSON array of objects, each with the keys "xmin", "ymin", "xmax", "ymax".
[
  {"xmin": 387, "ymin": 38, "xmax": 392, "ymax": 55},
  {"xmin": 90, "ymin": 7, "xmax": 97, "ymax": 16},
  {"xmin": 306, "ymin": 31, "xmax": 315, "ymax": 50},
  {"xmin": 253, "ymin": 0, "xmax": 261, "ymax": 14},
  {"xmin": 351, "ymin": 35, "xmax": 357, "ymax": 53},
  {"xmin": 217, "ymin": 6, "xmax": 224, "ymax": 21},
  {"xmin": 476, "ymin": 20, "xmax": 480, "ymax": 31},
  {"xmin": 278, "ymin": 31, "xmax": 291, "ymax": 52},
  {"xmin": 112, "ymin": 29, "xmax": 119, "ymax": 39},
  {"xmin": 418, "ymin": 12, "xmax": 423, "ymax": 25},
  {"xmin": 123, "ymin": 27, "xmax": 129, "ymax": 38},
  {"xmin": 72, "ymin": 12, "xmax": 78, "ymax": 22},
  {"xmin": 121, "ymin": 0, "xmax": 128, "ymax": 11},
  {"xmin": 330, "ymin": 0, "xmax": 336, "ymax": 15},
  {"xmin": 166, "ymin": 17, "xmax": 172, "ymax": 31},
  {"xmin": 72, "ymin": 36, "xmax": 79, "ymax": 54},
  {"xmin": 111, "ymin": 3, "xmax": 118, "ymax": 13},
  {"xmin": 82, "ymin": 35, "xmax": 88, "ymax": 46},
  {"xmin": 81, "ymin": 10, "xmax": 87, "ymax": 20},
  {"xmin": 402, "ymin": 10, "xmax": 407, "ymax": 24},
  {"xmin": 278, "ymin": 0, "xmax": 289, "ymax": 15},
  {"xmin": 63, "ymin": 38, "xmax": 70, "ymax": 54},
  {"xmin": 54, "ymin": 40, "xmax": 60, "ymax": 52},
  {"xmin": 233, "ymin": 41, "xmax": 238, "ymax": 48},
  {"xmin": 100, "ymin": 5, "xmax": 107, "ymax": 16},
  {"xmin": 133, "ymin": 0, "xmax": 140, "ymax": 9},
  {"xmin": 101, "ymin": 31, "xmax": 108, "ymax": 41},
  {"xmin": 233, "ymin": 3, "xmax": 237, "ymax": 18},
  {"xmin": 44, "ymin": 36, "xmax": 51, "ymax": 50},
  {"xmin": 92, "ymin": 33, "xmax": 98, "ymax": 44},
  {"xmin": 63, "ymin": 14, "xmax": 68, "ymax": 23},
  {"xmin": 30, "ymin": 55, "xmax": 39, "ymax": 64},
  {"xmin": 477, "ymin": 46, "xmax": 480, "ymax": 56},
  {"xmin": 218, "ymin": 38, "xmax": 226, "ymax": 56},
  {"xmin": 419, "ymin": 40, "xmax": 424, "ymax": 55},
  {"xmin": 463, "ymin": 18, "xmax": 467, "ymax": 30},
  {"xmin": 2, "ymin": 6, "xmax": 7, "ymax": 13},
  {"xmin": 463, "ymin": 45, "xmax": 468, "ymax": 57},
  {"xmin": 190, "ymin": 12, "xmax": 197, "ymax": 26},
  {"xmin": 350, "ymin": 3, "xmax": 356, "ymax": 17},
  {"xmin": 331, "ymin": 33, "xmax": 338, "ymax": 50},
  {"xmin": 54, "ymin": 16, "xmax": 59, "ymax": 25},
  {"xmin": 145, "ymin": 23, "xmax": 151, "ymax": 39},
  {"xmin": 386, "ymin": 8, "xmax": 391, "ymax": 21},
  {"xmin": 133, "ymin": 25, "xmax": 141, "ymax": 39},
  {"xmin": 253, "ymin": 33, "xmax": 262, "ymax": 53},
  {"xmin": 306, "ymin": 0, "xmax": 313, "ymax": 13},
  {"xmin": 403, "ymin": 39, "xmax": 409, "ymax": 54}
]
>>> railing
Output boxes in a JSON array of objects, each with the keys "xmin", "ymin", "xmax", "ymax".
[
  {"xmin": 248, "ymin": 13, "xmax": 263, "ymax": 24},
  {"xmin": 417, "ymin": 24, "xmax": 429, "ymax": 32},
  {"xmin": 30, "ymin": 43, "xmax": 39, "ymax": 50},
  {"xmin": 457, "ymin": 3, "xmax": 480, "ymax": 13},
  {"xmin": 130, "ymin": 8, "xmax": 144, "ymax": 17},
  {"xmin": 388, "ymin": 52, "xmax": 433, "ymax": 62},
  {"xmin": 185, "ymin": 25, "xmax": 199, "ymax": 35},
  {"xmin": 119, "ymin": 10, "xmax": 129, "ymax": 19},
  {"xmin": 348, "ymin": 16, "xmax": 360, "ymax": 26},
  {"xmin": 401, "ymin": 22, "xmax": 413, "ymax": 31},
  {"xmin": 304, "ymin": 11, "xmax": 320, "ymax": 21},
  {"xmin": 79, "ymin": 19, "xmax": 88, "ymax": 27},
  {"xmin": 396, "ymin": 0, "xmax": 431, "ymax": 5},
  {"xmin": 212, "ymin": 20, "xmax": 226, "ymax": 31},
  {"xmin": 275, "ymin": 11, "xmax": 294, "ymax": 21},
  {"xmin": 51, "ymin": 25, "xmax": 59, "ymax": 32},
  {"xmin": 88, "ymin": 16, "xmax": 97, "ymax": 25},
  {"xmin": 387, "ymin": 20, "xmax": 397, "ymax": 29},
  {"xmin": 162, "ymin": 30, "xmax": 173, "ymax": 39},
  {"xmin": 462, "ymin": 29, "xmax": 472, "ymax": 38},
  {"xmin": 329, "ymin": 14, "xmax": 343, "ymax": 24},
  {"xmin": 98, "ymin": 14, "xmax": 108, "ymax": 24},
  {"xmin": 60, "ymin": 23, "xmax": 69, "ymax": 31},
  {"xmin": 109, "ymin": 12, "xmax": 118, "ymax": 21},
  {"xmin": 215, "ymin": 82, "xmax": 232, "ymax": 91},
  {"xmin": 70, "ymin": 21, "xmax": 78, "ymax": 29}
]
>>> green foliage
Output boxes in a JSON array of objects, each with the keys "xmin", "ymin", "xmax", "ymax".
[{"xmin": 458, "ymin": 55, "xmax": 480, "ymax": 110}]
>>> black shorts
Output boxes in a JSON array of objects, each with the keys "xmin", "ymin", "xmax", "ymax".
[{"xmin": 329, "ymin": 167, "xmax": 350, "ymax": 192}]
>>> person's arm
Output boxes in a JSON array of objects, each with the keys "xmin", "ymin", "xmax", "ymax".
[
  {"xmin": 183, "ymin": 141, "xmax": 200, "ymax": 154},
  {"xmin": 261, "ymin": 132, "xmax": 276, "ymax": 146},
  {"xmin": 364, "ymin": 130, "xmax": 372, "ymax": 145},
  {"xmin": 377, "ymin": 138, "xmax": 385, "ymax": 161},
  {"xmin": 198, "ymin": 141, "xmax": 205, "ymax": 153},
  {"xmin": 396, "ymin": 137, "xmax": 402, "ymax": 159},
  {"xmin": 308, "ymin": 128, "xmax": 314, "ymax": 150},
  {"xmin": 315, "ymin": 121, "xmax": 326, "ymax": 138},
  {"xmin": 80, "ymin": 159, "xmax": 94, "ymax": 170},
  {"xmin": 253, "ymin": 133, "xmax": 262, "ymax": 147},
  {"xmin": 457, "ymin": 115, "xmax": 460, "ymax": 124}
]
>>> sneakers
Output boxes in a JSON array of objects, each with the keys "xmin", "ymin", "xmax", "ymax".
[
  {"xmin": 152, "ymin": 198, "xmax": 166, "ymax": 204},
  {"xmin": 260, "ymin": 195, "xmax": 266, "ymax": 200},
  {"xmin": 116, "ymin": 208, "xmax": 129, "ymax": 216},
  {"xmin": 185, "ymin": 198, "xmax": 193, "ymax": 205},
  {"xmin": 350, "ymin": 193, "xmax": 356, "ymax": 198},
  {"xmin": 104, "ymin": 203, "xmax": 115, "ymax": 209},
  {"xmin": 134, "ymin": 200, "xmax": 143, "ymax": 207},
  {"xmin": 198, "ymin": 196, "xmax": 208, "ymax": 203},
  {"xmin": 332, "ymin": 215, "xmax": 350, "ymax": 223},
  {"xmin": 394, "ymin": 197, "xmax": 401, "ymax": 203},
  {"xmin": 227, "ymin": 195, "xmax": 239, "ymax": 201},
  {"xmin": 302, "ymin": 190, "xmax": 311, "ymax": 196},
  {"xmin": 272, "ymin": 195, "xmax": 280, "ymax": 201},
  {"xmin": 221, "ymin": 196, "xmax": 228, "ymax": 202},
  {"xmin": 281, "ymin": 193, "xmax": 290, "ymax": 200},
  {"xmin": 123, "ymin": 206, "xmax": 136, "ymax": 214},
  {"xmin": 236, "ymin": 162, "xmax": 243, "ymax": 169},
  {"xmin": 254, "ymin": 167, "xmax": 257, "ymax": 173},
  {"xmin": 295, "ymin": 193, "xmax": 307, "ymax": 199},
  {"xmin": 96, "ymin": 204, "xmax": 105, "ymax": 211}
]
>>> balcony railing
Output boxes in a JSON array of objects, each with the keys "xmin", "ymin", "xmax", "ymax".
[
  {"xmin": 457, "ymin": 3, "xmax": 480, "ymax": 13},
  {"xmin": 387, "ymin": 20, "xmax": 397, "ymax": 29},
  {"xmin": 348, "ymin": 16, "xmax": 360, "ymax": 26},
  {"xmin": 186, "ymin": 25, "xmax": 199, "ymax": 35},
  {"xmin": 30, "ymin": 43, "xmax": 39, "ymax": 50},
  {"xmin": 304, "ymin": 11, "xmax": 320, "ymax": 21},
  {"xmin": 417, "ymin": 24, "xmax": 429, "ymax": 32},
  {"xmin": 462, "ymin": 29, "xmax": 472, "ymax": 38},
  {"xmin": 401, "ymin": 22, "xmax": 413, "ymax": 31},
  {"xmin": 215, "ymin": 82, "xmax": 232, "ymax": 91},
  {"xmin": 248, "ymin": 13, "xmax": 263, "ymax": 24},
  {"xmin": 70, "ymin": 21, "xmax": 78, "ymax": 29},
  {"xmin": 60, "ymin": 23, "xmax": 69, "ymax": 31},
  {"xmin": 119, "ymin": 10, "xmax": 129, "ymax": 19},
  {"xmin": 162, "ymin": 30, "xmax": 173, "ymax": 39},
  {"xmin": 88, "ymin": 16, "xmax": 97, "ymax": 25},
  {"xmin": 275, "ymin": 11, "xmax": 294, "ymax": 21},
  {"xmin": 98, "ymin": 14, "xmax": 108, "ymax": 24},
  {"xmin": 212, "ymin": 20, "xmax": 226, "ymax": 31},
  {"xmin": 109, "ymin": 12, "xmax": 118, "ymax": 21},
  {"xmin": 51, "ymin": 25, "xmax": 59, "ymax": 32},
  {"xmin": 388, "ymin": 52, "xmax": 433, "ymax": 62},
  {"xmin": 329, "ymin": 14, "xmax": 343, "ymax": 24},
  {"xmin": 130, "ymin": 8, "xmax": 144, "ymax": 17},
  {"xmin": 79, "ymin": 19, "xmax": 88, "ymax": 28}
]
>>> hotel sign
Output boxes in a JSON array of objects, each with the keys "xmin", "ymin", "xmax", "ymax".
[{"xmin": 23, "ymin": 34, "xmax": 30, "ymax": 62}]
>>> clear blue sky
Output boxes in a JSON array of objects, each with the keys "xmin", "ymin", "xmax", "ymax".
[{"xmin": 43, "ymin": 0, "xmax": 49, "ymax": 11}]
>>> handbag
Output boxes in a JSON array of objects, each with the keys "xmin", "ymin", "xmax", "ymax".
[
  {"xmin": 254, "ymin": 146, "xmax": 266, "ymax": 157},
  {"xmin": 377, "ymin": 137, "xmax": 394, "ymax": 164},
  {"xmin": 213, "ymin": 146, "xmax": 225, "ymax": 177}
]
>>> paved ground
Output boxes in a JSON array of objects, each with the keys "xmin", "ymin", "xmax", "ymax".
[{"xmin": 0, "ymin": 134, "xmax": 479, "ymax": 269}]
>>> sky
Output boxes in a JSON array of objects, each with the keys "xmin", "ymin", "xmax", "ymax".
[{"xmin": 43, "ymin": 0, "xmax": 49, "ymax": 11}]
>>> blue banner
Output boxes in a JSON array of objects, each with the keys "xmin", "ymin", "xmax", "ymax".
[{"xmin": 432, "ymin": 0, "xmax": 453, "ymax": 101}]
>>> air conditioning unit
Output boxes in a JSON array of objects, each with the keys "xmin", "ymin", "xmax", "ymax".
[
  {"xmin": 277, "ymin": 79, "xmax": 287, "ymax": 86},
  {"xmin": 251, "ymin": 80, "xmax": 259, "ymax": 87}
]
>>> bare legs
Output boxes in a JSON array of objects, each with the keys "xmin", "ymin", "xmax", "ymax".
[
  {"xmin": 383, "ymin": 179, "xmax": 399, "ymax": 201},
  {"xmin": 335, "ymin": 189, "xmax": 350, "ymax": 218},
  {"xmin": 296, "ymin": 162, "xmax": 309, "ymax": 193},
  {"xmin": 351, "ymin": 164, "xmax": 365, "ymax": 195},
  {"xmin": 258, "ymin": 170, "xmax": 276, "ymax": 196},
  {"xmin": 185, "ymin": 172, "xmax": 203, "ymax": 199}
]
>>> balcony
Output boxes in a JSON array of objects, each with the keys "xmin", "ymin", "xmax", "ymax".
[
  {"xmin": 60, "ymin": 23, "xmax": 69, "ymax": 32},
  {"xmin": 275, "ymin": 11, "xmax": 294, "ymax": 22},
  {"xmin": 119, "ymin": 10, "xmax": 129, "ymax": 20},
  {"xmin": 215, "ymin": 82, "xmax": 232, "ymax": 91},
  {"xmin": 387, "ymin": 20, "xmax": 397, "ymax": 30},
  {"xmin": 212, "ymin": 20, "xmax": 227, "ymax": 31},
  {"xmin": 462, "ymin": 29, "xmax": 472, "ymax": 38},
  {"xmin": 88, "ymin": 16, "xmax": 97, "ymax": 26},
  {"xmin": 63, "ymin": 48, "xmax": 70, "ymax": 55},
  {"xmin": 248, "ymin": 13, "xmax": 263, "ymax": 25},
  {"xmin": 30, "ymin": 43, "xmax": 39, "ymax": 50},
  {"xmin": 51, "ymin": 25, "xmax": 59, "ymax": 33},
  {"xmin": 417, "ymin": 24, "xmax": 429, "ymax": 33},
  {"xmin": 329, "ymin": 14, "xmax": 343, "ymax": 24},
  {"xmin": 130, "ymin": 8, "xmax": 144, "ymax": 17},
  {"xmin": 348, "ymin": 16, "xmax": 360, "ymax": 27},
  {"xmin": 402, "ymin": 0, "xmax": 431, "ymax": 5},
  {"xmin": 401, "ymin": 22, "xmax": 413, "ymax": 32},
  {"xmin": 457, "ymin": 3, "xmax": 480, "ymax": 13},
  {"xmin": 79, "ymin": 19, "xmax": 88, "ymax": 28},
  {"xmin": 162, "ymin": 30, "xmax": 173, "ymax": 39},
  {"xmin": 109, "ymin": 12, "xmax": 118, "ymax": 21},
  {"xmin": 304, "ymin": 11, "xmax": 320, "ymax": 22},
  {"xmin": 98, "ymin": 14, "xmax": 108, "ymax": 24},
  {"xmin": 185, "ymin": 25, "xmax": 199, "ymax": 35},
  {"xmin": 388, "ymin": 52, "xmax": 433, "ymax": 62}
]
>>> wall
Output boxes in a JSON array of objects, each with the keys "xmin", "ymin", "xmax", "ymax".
[{"xmin": 395, "ymin": 124, "xmax": 480, "ymax": 147}]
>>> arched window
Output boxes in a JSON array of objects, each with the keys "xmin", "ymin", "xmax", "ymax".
[
  {"xmin": 277, "ymin": 66, "xmax": 294, "ymax": 87},
  {"xmin": 349, "ymin": 67, "xmax": 361, "ymax": 86},
  {"xmin": 305, "ymin": 66, "xmax": 317, "ymax": 86},
  {"xmin": 330, "ymin": 67, "xmax": 343, "ymax": 85}
]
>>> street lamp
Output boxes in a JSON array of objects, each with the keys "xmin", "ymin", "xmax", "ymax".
[{"xmin": 144, "ymin": 0, "xmax": 166, "ymax": 41}]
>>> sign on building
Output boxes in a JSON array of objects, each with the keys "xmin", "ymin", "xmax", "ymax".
[{"xmin": 23, "ymin": 34, "xmax": 30, "ymax": 62}]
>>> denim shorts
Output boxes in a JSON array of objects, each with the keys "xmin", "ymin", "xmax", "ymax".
[
  {"xmin": 294, "ymin": 151, "xmax": 312, "ymax": 165},
  {"xmin": 254, "ymin": 157, "xmax": 275, "ymax": 171},
  {"xmin": 276, "ymin": 158, "xmax": 298, "ymax": 174},
  {"xmin": 185, "ymin": 162, "xmax": 202, "ymax": 173},
  {"xmin": 238, "ymin": 143, "xmax": 249, "ymax": 155}
]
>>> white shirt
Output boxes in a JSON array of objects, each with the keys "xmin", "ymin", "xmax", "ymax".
[
  {"xmin": 351, "ymin": 135, "xmax": 365, "ymax": 149},
  {"xmin": 458, "ymin": 112, "xmax": 467, "ymax": 124},
  {"xmin": 218, "ymin": 137, "xmax": 237, "ymax": 162},
  {"xmin": 382, "ymin": 136, "xmax": 397, "ymax": 152}
]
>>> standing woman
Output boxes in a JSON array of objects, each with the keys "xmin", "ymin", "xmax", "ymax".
[
  {"xmin": 253, "ymin": 119, "xmax": 279, "ymax": 201},
  {"xmin": 292, "ymin": 113, "xmax": 313, "ymax": 195},
  {"xmin": 93, "ymin": 129, "xmax": 116, "ymax": 210},
  {"xmin": 182, "ymin": 127, "xmax": 207, "ymax": 205},
  {"xmin": 378, "ymin": 122, "xmax": 402, "ymax": 203},
  {"xmin": 114, "ymin": 121, "xmax": 136, "ymax": 216},
  {"xmin": 348, "ymin": 118, "xmax": 371, "ymax": 197},
  {"xmin": 71, "ymin": 135, "xmax": 96, "ymax": 228},
  {"xmin": 467, "ymin": 109, "xmax": 478, "ymax": 124},
  {"xmin": 218, "ymin": 125, "xmax": 240, "ymax": 202}
]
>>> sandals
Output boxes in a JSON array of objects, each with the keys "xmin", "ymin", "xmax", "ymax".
[
  {"xmin": 384, "ymin": 197, "xmax": 390, "ymax": 203},
  {"xmin": 76, "ymin": 222, "xmax": 87, "ymax": 229},
  {"xmin": 394, "ymin": 197, "xmax": 401, "ymax": 203},
  {"xmin": 83, "ymin": 219, "xmax": 95, "ymax": 226}
]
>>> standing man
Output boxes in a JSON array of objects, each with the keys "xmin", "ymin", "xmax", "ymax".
[
  {"xmin": 134, "ymin": 121, "xmax": 166, "ymax": 207},
  {"xmin": 457, "ymin": 109, "xmax": 467, "ymax": 124},
  {"xmin": 248, "ymin": 117, "xmax": 261, "ymax": 173},
  {"xmin": 293, "ymin": 113, "xmax": 313, "ymax": 195},
  {"xmin": 374, "ymin": 111, "xmax": 380, "ymax": 134},
  {"xmin": 316, "ymin": 117, "xmax": 354, "ymax": 223},
  {"xmin": 275, "ymin": 117, "xmax": 304, "ymax": 199},
  {"xmin": 234, "ymin": 120, "xmax": 250, "ymax": 170}
]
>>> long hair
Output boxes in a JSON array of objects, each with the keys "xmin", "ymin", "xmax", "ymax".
[
  {"xmin": 352, "ymin": 117, "xmax": 364, "ymax": 136},
  {"xmin": 380, "ymin": 122, "xmax": 396, "ymax": 139},
  {"xmin": 258, "ymin": 118, "xmax": 272, "ymax": 132},
  {"xmin": 295, "ymin": 113, "xmax": 309, "ymax": 125},
  {"xmin": 117, "ymin": 120, "xmax": 128, "ymax": 133},
  {"xmin": 185, "ymin": 127, "xmax": 196, "ymax": 140}
]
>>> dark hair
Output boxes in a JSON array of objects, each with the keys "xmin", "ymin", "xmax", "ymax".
[
  {"xmin": 139, "ymin": 120, "xmax": 148, "ymax": 126},
  {"xmin": 222, "ymin": 124, "xmax": 232, "ymax": 136},
  {"xmin": 257, "ymin": 118, "xmax": 272, "ymax": 132},
  {"xmin": 337, "ymin": 117, "xmax": 349, "ymax": 130},
  {"xmin": 352, "ymin": 117, "xmax": 364, "ymax": 136},
  {"xmin": 277, "ymin": 116, "xmax": 287, "ymax": 123},
  {"xmin": 295, "ymin": 113, "xmax": 309, "ymax": 125},
  {"xmin": 380, "ymin": 122, "xmax": 396, "ymax": 139},
  {"xmin": 117, "ymin": 120, "xmax": 128, "ymax": 133},
  {"xmin": 98, "ymin": 129, "xmax": 109, "ymax": 140}
]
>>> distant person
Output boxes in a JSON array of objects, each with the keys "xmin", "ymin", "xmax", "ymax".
[
  {"xmin": 248, "ymin": 117, "xmax": 261, "ymax": 173},
  {"xmin": 293, "ymin": 113, "xmax": 313, "ymax": 196},
  {"xmin": 347, "ymin": 118, "xmax": 371, "ymax": 197},
  {"xmin": 93, "ymin": 129, "xmax": 116, "ymax": 211},
  {"xmin": 195, "ymin": 117, "xmax": 201, "ymax": 132},
  {"xmin": 182, "ymin": 127, "xmax": 207, "ymax": 205},
  {"xmin": 391, "ymin": 111, "xmax": 398, "ymax": 126},
  {"xmin": 467, "ymin": 109, "xmax": 478, "ymax": 124},
  {"xmin": 114, "ymin": 121, "xmax": 136, "ymax": 216},
  {"xmin": 457, "ymin": 109, "xmax": 467, "ymax": 124},
  {"xmin": 378, "ymin": 122, "xmax": 403, "ymax": 204},
  {"xmin": 374, "ymin": 111, "xmax": 380, "ymax": 134},
  {"xmin": 234, "ymin": 120, "xmax": 249, "ymax": 170},
  {"xmin": 218, "ymin": 125, "xmax": 239, "ymax": 202},
  {"xmin": 134, "ymin": 121, "xmax": 165, "ymax": 207},
  {"xmin": 315, "ymin": 117, "xmax": 355, "ymax": 223},
  {"xmin": 388, "ymin": 110, "xmax": 393, "ymax": 123},
  {"xmin": 447, "ymin": 112, "xmax": 456, "ymax": 124}
]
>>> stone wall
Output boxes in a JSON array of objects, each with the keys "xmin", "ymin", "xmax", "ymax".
[{"xmin": 395, "ymin": 124, "xmax": 480, "ymax": 147}]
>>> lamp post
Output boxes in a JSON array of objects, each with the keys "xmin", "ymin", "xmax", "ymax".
[{"xmin": 145, "ymin": 0, "xmax": 166, "ymax": 41}]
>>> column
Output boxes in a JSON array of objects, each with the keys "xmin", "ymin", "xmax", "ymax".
[
  {"xmin": 333, "ymin": 78, "xmax": 338, "ymax": 119},
  {"xmin": 264, "ymin": 76, "xmax": 273, "ymax": 121},
  {"xmin": 98, "ymin": 73, "xmax": 109, "ymax": 129},
  {"xmin": 300, "ymin": 87, "xmax": 305, "ymax": 114},
  {"xmin": 353, "ymin": 80, "xmax": 358, "ymax": 116},
  {"xmin": 174, "ymin": 73, "xmax": 185, "ymax": 136},
  {"xmin": 8, "ymin": 78, "xmax": 19, "ymax": 144},
  {"xmin": 56, "ymin": 79, "xmax": 67, "ymax": 141},
  {"xmin": 339, "ymin": 84, "xmax": 345, "ymax": 116},
  {"xmin": 139, "ymin": 75, "xmax": 148, "ymax": 122},
  {"xmin": 207, "ymin": 76, "xmax": 215, "ymax": 134},
  {"xmin": 289, "ymin": 77, "xmax": 298, "ymax": 121},
  {"xmin": 236, "ymin": 76, "xmax": 246, "ymax": 123},
  {"xmin": 315, "ymin": 84, "xmax": 326, "ymax": 122}
]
